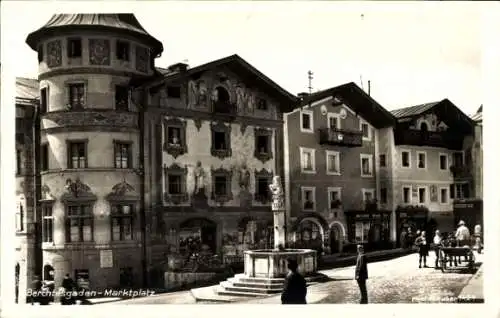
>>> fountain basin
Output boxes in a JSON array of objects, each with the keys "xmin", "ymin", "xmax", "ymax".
[{"xmin": 243, "ymin": 249, "xmax": 317, "ymax": 278}]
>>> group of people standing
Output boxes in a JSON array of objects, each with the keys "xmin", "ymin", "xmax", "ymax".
[
  {"xmin": 413, "ymin": 220, "xmax": 473, "ymax": 269},
  {"xmin": 30, "ymin": 273, "xmax": 86, "ymax": 305}
]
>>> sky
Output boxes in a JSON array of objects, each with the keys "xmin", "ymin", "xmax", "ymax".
[{"xmin": 1, "ymin": 1, "xmax": 484, "ymax": 115}]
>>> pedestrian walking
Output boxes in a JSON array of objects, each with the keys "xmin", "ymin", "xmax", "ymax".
[
  {"xmin": 355, "ymin": 244, "xmax": 368, "ymax": 304},
  {"xmin": 432, "ymin": 230, "xmax": 443, "ymax": 269},
  {"xmin": 415, "ymin": 231, "xmax": 429, "ymax": 268},
  {"xmin": 281, "ymin": 258, "xmax": 307, "ymax": 304}
]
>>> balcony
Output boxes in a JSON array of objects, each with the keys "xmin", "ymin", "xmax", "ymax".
[
  {"xmin": 394, "ymin": 129, "xmax": 463, "ymax": 150},
  {"xmin": 450, "ymin": 165, "xmax": 472, "ymax": 180},
  {"xmin": 211, "ymin": 100, "xmax": 237, "ymax": 121},
  {"xmin": 318, "ymin": 128, "xmax": 363, "ymax": 147}
]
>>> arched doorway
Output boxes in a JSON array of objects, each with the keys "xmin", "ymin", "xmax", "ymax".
[
  {"xmin": 420, "ymin": 122, "xmax": 428, "ymax": 131},
  {"xmin": 213, "ymin": 86, "xmax": 234, "ymax": 114},
  {"xmin": 296, "ymin": 219, "xmax": 324, "ymax": 252},
  {"xmin": 43, "ymin": 264, "xmax": 55, "ymax": 281},
  {"xmin": 215, "ymin": 86, "xmax": 230, "ymax": 103},
  {"xmin": 15, "ymin": 263, "xmax": 20, "ymax": 304},
  {"xmin": 329, "ymin": 222, "xmax": 345, "ymax": 253},
  {"xmin": 179, "ymin": 218, "xmax": 217, "ymax": 255}
]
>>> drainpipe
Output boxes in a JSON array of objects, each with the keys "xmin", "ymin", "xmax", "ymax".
[
  {"xmin": 138, "ymin": 91, "xmax": 148, "ymax": 288},
  {"xmin": 32, "ymin": 102, "xmax": 42, "ymax": 278}
]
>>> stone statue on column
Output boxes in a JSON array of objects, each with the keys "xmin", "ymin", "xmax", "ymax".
[{"xmin": 269, "ymin": 175, "xmax": 286, "ymax": 249}]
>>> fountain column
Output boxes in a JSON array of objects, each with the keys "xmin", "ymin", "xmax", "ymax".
[{"xmin": 269, "ymin": 176, "xmax": 286, "ymax": 249}]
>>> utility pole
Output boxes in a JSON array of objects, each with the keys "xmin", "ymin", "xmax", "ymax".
[{"xmin": 307, "ymin": 70, "xmax": 314, "ymax": 95}]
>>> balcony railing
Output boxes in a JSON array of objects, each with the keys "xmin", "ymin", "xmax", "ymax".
[
  {"xmin": 318, "ymin": 128, "xmax": 363, "ymax": 147},
  {"xmin": 211, "ymin": 100, "xmax": 237, "ymax": 119},
  {"xmin": 450, "ymin": 165, "xmax": 472, "ymax": 180},
  {"xmin": 394, "ymin": 129, "xmax": 464, "ymax": 150}
]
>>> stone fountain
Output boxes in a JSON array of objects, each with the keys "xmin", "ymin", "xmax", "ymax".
[{"xmin": 216, "ymin": 176, "xmax": 320, "ymax": 297}]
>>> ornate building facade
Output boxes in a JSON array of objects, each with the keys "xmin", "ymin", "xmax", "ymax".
[{"xmin": 15, "ymin": 14, "xmax": 296, "ymax": 297}]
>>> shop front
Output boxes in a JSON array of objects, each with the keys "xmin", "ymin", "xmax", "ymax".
[
  {"xmin": 395, "ymin": 205, "xmax": 429, "ymax": 246},
  {"xmin": 453, "ymin": 199, "xmax": 483, "ymax": 231},
  {"xmin": 345, "ymin": 210, "xmax": 391, "ymax": 250}
]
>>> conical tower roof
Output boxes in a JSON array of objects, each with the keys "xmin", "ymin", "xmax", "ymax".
[{"xmin": 26, "ymin": 14, "xmax": 163, "ymax": 56}]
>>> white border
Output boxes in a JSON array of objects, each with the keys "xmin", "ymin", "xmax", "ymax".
[{"xmin": 1, "ymin": 2, "xmax": 499, "ymax": 318}]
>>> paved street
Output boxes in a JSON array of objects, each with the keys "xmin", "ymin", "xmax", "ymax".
[{"xmin": 105, "ymin": 252, "xmax": 482, "ymax": 305}]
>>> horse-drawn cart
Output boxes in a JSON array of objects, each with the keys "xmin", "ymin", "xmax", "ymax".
[{"xmin": 439, "ymin": 246, "xmax": 476, "ymax": 273}]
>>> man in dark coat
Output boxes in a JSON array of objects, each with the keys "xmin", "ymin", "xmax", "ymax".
[
  {"xmin": 281, "ymin": 259, "xmax": 307, "ymax": 304},
  {"xmin": 355, "ymin": 244, "xmax": 368, "ymax": 304},
  {"xmin": 61, "ymin": 273, "xmax": 75, "ymax": 305},
  {"xmin": 30, "ymin": 275, "xmax": 43, "ymax": 305}
]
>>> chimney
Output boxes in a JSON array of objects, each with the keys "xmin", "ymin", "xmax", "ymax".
[
  {"xmin": 298, "ymin": 92, "xmax": 309, "ymax": 100},
  {"xmin": 367, "ymin": 80, "xmax": 371, "ymax": 96},
  {"xmin": 168, "ymin": 62, "xmax": 189, "ymax": 73}
]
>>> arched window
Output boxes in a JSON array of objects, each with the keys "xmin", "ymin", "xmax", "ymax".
[
  {"xmin": 215, "ymin": 87, "xmax": 230, "ymax": 103},
  {"xmin": 420, "ymin": 122, "xmax": 428, "ymax": 131}
]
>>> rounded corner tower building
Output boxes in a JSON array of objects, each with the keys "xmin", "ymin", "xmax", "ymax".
[{"xmin": 26, "ymin": 14, "xmax": 163, "ymax": 290}]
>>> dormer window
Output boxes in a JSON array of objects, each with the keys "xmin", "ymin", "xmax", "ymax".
[
  {"xmin": 67, "ymin": 38, "xmax": 82, "ymax": 58},
  {"xmin": 116, "ymin": 41, "xmax": 130, "ymax": 61}
]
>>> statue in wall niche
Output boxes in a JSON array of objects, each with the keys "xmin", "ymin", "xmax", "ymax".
[
  {"xmin": 159, "ymin": 88, "xmax": 168, "ymax": 107},
  {"xmin": 211, "ymin": 88, "xmax": 219, "ymax": 102},
  {"xmin": 269, "ymin": 176, "xmax": 285, "ymax": 211},
  {"xmin": 239, "ymin": 163, "xmax": 251, "ymax": 190},
  {"xmin": 188, "ymin": 80, "xmax": 208, "ymax": 107},
  {"xmin": 193, "ymin": 161, "xmax": 206, "ymax": 195},
  {"xmin": 235, "ymin": 84, "xmax": 248, "ymax": 113},
  {"xmin": 246, "ymin": 92, "xmax": 255, "ymax": 113},
  {"xmin": 188, "ymin": 80, "xmax": 197, "ymax": 107}
]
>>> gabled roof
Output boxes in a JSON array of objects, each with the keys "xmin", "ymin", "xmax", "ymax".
[
  {"xmin": 390, "ymin": 101, "xmax": 440, "ymax": 119},
  {"xmin": 16, "ymin": 77, "xmax": 39, "ymax": 106},
  {"xmin": 143, "ymin": 54, "xmax": 298, "ymax": 111},
  {"xmin": 26, "ymin": 14, "xmax": 163, "ymax": 56},
  {"xmin": 298, "ymin": 82, "xmax": 395, "ymax": 128},
  {"xmin": 392, "ymin": 99, "xmax": 475, "ymax": 133}
]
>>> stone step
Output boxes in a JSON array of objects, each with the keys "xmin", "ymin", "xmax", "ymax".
[
  {"xmin": 215, "ymin": 285, "xmax": 270, "ymax": 298},
  {"xmin": 234, "ymin": 273, "xmax": 285, "ymax": 283},
  {"xmin": 220, "ymin": 281, "xmax": 282, "ymax": 294},
  {"xmin": 228, "ymin": 278, "xmax": 284, "ymax": 289}
]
